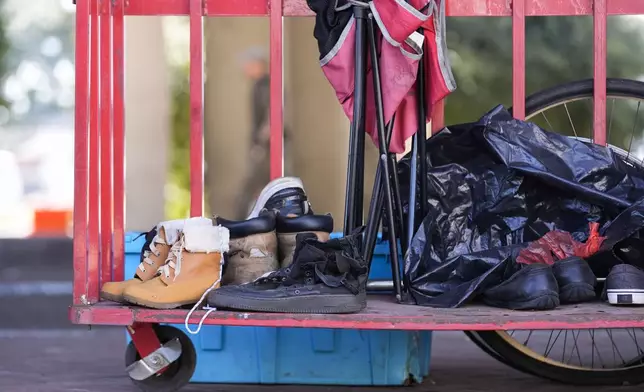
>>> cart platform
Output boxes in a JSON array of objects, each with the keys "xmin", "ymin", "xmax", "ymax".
[{"xmin": 70, "ymin": 297, "xmax": 644, "ymax": 331}]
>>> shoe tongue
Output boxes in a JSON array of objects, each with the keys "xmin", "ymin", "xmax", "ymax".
[
  {"xmin": 291, "ymin": 232, "xmax": 319, "ymax": 260},
  {"xmin": 137, "ymin": 226, "xmax": 159, "ymax": 263}
]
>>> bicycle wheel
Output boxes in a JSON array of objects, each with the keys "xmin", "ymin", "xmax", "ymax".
[{"xmin": 470, "ymin": 78, "xmax": 644, "ymax": 386}]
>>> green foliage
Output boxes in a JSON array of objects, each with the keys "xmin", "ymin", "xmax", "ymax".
[
  {"xmin": 445, "ymin": 16, "xmax": 644, "ymax": 149},
  {"xmin": 0, "ymin": 11, "xmax": 10, "ymax": 108},
  {"xmin": 165, "ymin": 64, "xmax": 191, "ymax": 219}
]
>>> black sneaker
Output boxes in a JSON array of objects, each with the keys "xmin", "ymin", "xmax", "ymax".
[
  {"xmin": 605, "ymin": 264, "xmax": 644, "ymax": 305},
  {"xmin": 276, "ymin": 213, "xmax": 334, "ymax": 268},
  {"xmin": 482, "ymin": 264, "xmax": 560, "ymax": 310},
  {"xmin": 247, "ymin": 177, "xmax": 312, "ymax": 219},
  {"xmin": 552, "ymin": 256, "xmax": 597, "ymax": 304},
  {"xmin": 208, "ymin": 232, "xmax": 368, "ymax": 314}
]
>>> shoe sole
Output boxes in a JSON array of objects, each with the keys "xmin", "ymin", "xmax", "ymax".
[
  {"xmin": 607, "ymin": 289, "xmax": 644, "ymax": 305},
  {"xmin": 559, "ymin": 282, "xmax": 596, "ymax": 304},
  {"xmin": 209, "ymin": 292, "xmax": 367, "ymax": 314},
  {"xmin": 246, "ymin": 177, "xmax": 305, "ymax": 219},
  {"xmin": 123, "ymin": 294, "xmax": 196, "ymax": 310},
  {"xmin": 483, "ymin": 292, "xmax": 559, "ymax": 311},
  {"xmin": 99, "ymin": 291, "xmax": 126, "ymax": 304}
]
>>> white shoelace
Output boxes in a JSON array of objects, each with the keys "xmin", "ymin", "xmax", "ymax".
[
  {"xmin": 159, "ymin": 240, "xmax": 183, "ymax": 278},
  {"xmin": 184, "ymin": 258, "xmax": 223, "ymax": 335},
  {"xmin": 137, "ymin": 236, "xmax": 166, "ymax": 273},
  {"xmin": 158, "ymin": 236, "xmax": 223, "ymax": 335}
]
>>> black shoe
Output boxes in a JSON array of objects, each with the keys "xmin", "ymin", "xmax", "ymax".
[
  {"xmin": 552, "ymin": 256, "xmax": 597, "ymax": 304},
  {"xmin": 276, "ymin": 213, "xmax": 334, "ymax": 268},
  {"xmin": 482, "ymin": 264, "xmax": 559, "ymax": 310},
  {"xmin": 605, "ymin": 264, "xmax": 644, "ymax": 305},
  {"xmin": 216, "ymin": 212, "xmax": 276, "ymax": 239},
  {"xmin": 247, "ymin": 177, "xmax": 313, "ymax": 219},
  {"xmin": 208, "ymin": 232, "xmax": 368, "ymax": 314}
]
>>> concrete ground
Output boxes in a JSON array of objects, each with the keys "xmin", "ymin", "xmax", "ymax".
[{"xmin": 0, "ymin": 238, "xmax": 640, "ymax": 392}]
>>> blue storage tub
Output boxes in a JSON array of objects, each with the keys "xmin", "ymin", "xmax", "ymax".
[{"xmin": 124, "ymin": 232, "xmax": 431, "ymax": 385}]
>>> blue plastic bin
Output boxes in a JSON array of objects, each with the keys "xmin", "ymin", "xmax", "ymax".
[{"xmin": 124, "ymin": 232, "xmax": 431, "ymax": 385}]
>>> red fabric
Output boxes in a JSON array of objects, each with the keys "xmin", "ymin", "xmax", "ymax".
[
  {"xmin": 577, "ymin": 222, "xmax": 606, "ymax": 258},
  {"xmin": 320, "ymin": 0, "xmax": 456, "ymax": 153},
  {"xmin": 516, "ymin": 223, "xmax": 607, "ymax": 265}
]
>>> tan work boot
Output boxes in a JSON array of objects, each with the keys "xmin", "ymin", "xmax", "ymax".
[
  {"xmin": 122, "ymin": 224, "xmax": 230, "ymax": 309},
  {"xmin": 276, "ymin": 213, "xmax": 333, "ymax": 268},
  {"xmin": 100, "ymin": 217, "xmax": 212, "ymax": 303},
  {"xmin": 215, "ymin": 212, "xmax": 279, "ymax": 285}
]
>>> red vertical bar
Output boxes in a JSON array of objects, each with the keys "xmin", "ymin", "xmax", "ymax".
[
  {"xmin": 593, "ymin": 0, "xmax": 607, "ymax": 145},
  {"xmin": 189, "ymin": 0, "xmax": 204, "ymax": 216},
  {"xmin": 431, "ymin": 100, "xmax": 445, "ymax": 134},
  {"xmin": 512, "ymin": 0, "xmax": 526, "ymax": 120},
  {"xmin": 112, "ymin": 0, "xmax": 125, "ymax": 281},
  {"xmin": 73, "ymin": 0, "xmax": 90, "ymax": 306},
  {"xmin": 269, "ymin": 0, "xmax": 284, "ymax": 179},
  {"xmin": 100, "ymin": 0, "xmax": 113, "ymax": 288},
  {"xmin": 87, "ymin": 0, "xmax": 101, "ymax": 303}
]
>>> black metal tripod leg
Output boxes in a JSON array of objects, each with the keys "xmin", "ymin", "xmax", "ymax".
[
  {"xmin": 388, "ymin": 153, "xmax": 407, "ymax": 256},
  {"xmin": 363, "ymin": 164, "xmax": 385, "ymax": 265},
  {"xmin": 363, "ymin": 119, "xmax": 394, "ymax": 267},
  {"xmin": 407, "ymin": 134, "xmax": 419, "ymax": 249},
  {"xmin": 417, "ymin": 57, "xmax": 428, "ymax": 229},
  {"xmin": 343, "ymin": 5, "xmax": 369, "ymax": 236},
  {"xmin": 367, "ymin": 13, "xmax": 403, "ymax": 302}
]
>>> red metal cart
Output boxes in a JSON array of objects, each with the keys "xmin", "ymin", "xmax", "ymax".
[{"xmin": 70, "ymin": 0, "xmax": 644, "ymax": 390}]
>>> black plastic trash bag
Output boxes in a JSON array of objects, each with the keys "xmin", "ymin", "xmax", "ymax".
[{"xmin": 399, "ymin": 105, "xmax": 644, "ymax": 308}]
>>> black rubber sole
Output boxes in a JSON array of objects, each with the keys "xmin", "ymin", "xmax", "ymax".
[
  {"xmin": 559, "ymin": 282, "xmax": 597, "ymax": 305},
  {"xmin": 208, "ymin": 292, "xmax": 367, "ymax": 314},
  {"xmin": 482, "ymin": 292, "xmax": 560, "ymax": 311}
]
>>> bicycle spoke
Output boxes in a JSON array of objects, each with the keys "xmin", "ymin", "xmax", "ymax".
[
  {"xmin": 626, "ymin": 101, "xmax": 640, "ymax": 161},
  {"xmin": 545, "ymin": 330, "xmax": 563, "ymax": 358},
  {"xmin": 564, "ymin": 102, "xmax": 578, "ymax": 137},
  {"xmin": 522, "ymin": 330, "xmax": 533, "ymax": 346},
  {"xmin": 607, "ymin": 98, "xmax": 615, "ymax": 144},
  {"xmin": 541, "ymin": 112, "xmax": 555, "ymax": 132},
  {"xmin": 606, "ymin": 329, "xmax": 627, "ymax": 366},
  {"xmin": 561, "ymin": 330, "xmax": 568, "ymax": 363}
]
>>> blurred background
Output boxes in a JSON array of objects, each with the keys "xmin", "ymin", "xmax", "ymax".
[{"xmin": 0, "ymin": 3, "xmax": 641, "ymax": 237}]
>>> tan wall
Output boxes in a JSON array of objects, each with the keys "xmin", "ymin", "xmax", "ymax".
[
  {"xmin": 204, "ymin": 17, "xmax": 379, "ymax": 231},
  {"xmin": 124, "ymin": 17, "xmax": 170, "ymax": 232}
]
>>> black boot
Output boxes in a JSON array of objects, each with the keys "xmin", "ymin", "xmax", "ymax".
[
  {"xmin": 482, "ymin": 264, "xmax": 559, "ymax": 310},
  {"xmin": 605, "ymin": 264, "xmax": 644, "ymax": 305},
  {"xmin": 208, "ymin": 232, "xmax": 368, "ymax": 314},
  {"xmin": 276, "ymin": 213, "xmax": 334, "ymax": 268},
  {"xmin": 552, "ymin": 256, "xmax": 597, "ymax": 304}
]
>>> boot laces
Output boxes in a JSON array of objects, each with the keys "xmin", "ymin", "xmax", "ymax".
[
  {"xmin": 138, "ymin": 235, "xmax": 166, "ymax": 273},
  {"xmin": 158, "ymin": 239, "xmax": 183, "ymax": 279},
  {"xmin": 163, "ymin": 234, "xmax": 224, "ymax": 336}
]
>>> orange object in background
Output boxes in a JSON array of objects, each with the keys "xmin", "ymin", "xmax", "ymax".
[{"xmin": 32, "ymin": 209, "xmax": 72, "ymax": 237}]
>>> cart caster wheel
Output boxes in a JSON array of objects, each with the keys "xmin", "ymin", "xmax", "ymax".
[{"xmin": 125, "ymin": 325, "xmax": 196, "ymax": 392}]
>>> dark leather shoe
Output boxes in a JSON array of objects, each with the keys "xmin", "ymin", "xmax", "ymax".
[
  {"xmin": 482, "ymin": 264, "xmax": 559, "ymax": 310},
  {"xmin": 276, "ymin": 213, "xmax": 334, "ymax": 234},
  {"xmin": 216, "ymin": 211, "xmax": 276, "ymax": 239},
  {"xmin": 552, "ymin": 256, "xmax": 597, "ymax": 304},
  {"xmin": 605, "ymin": 264, "xmax": 644, "ymax": 305}
]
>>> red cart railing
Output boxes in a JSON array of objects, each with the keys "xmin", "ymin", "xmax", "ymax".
[{"xmin": 70, "ymin": 0, "xmax": 644, "ymax": 389}]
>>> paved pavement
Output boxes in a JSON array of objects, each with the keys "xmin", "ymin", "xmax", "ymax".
[{"xmin": 0, "ymin": 238, "xmax": 641, "ymax": 392}]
